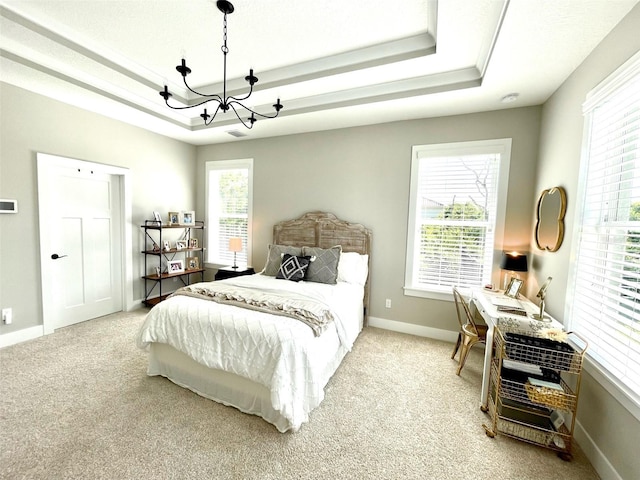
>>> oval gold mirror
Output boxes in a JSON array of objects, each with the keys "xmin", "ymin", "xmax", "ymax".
[{"xmin": 535, "ymin": 186, "xmax": 567, "ymax": 252}]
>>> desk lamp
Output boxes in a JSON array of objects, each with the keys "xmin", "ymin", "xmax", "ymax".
[
  {"xmin": 228, "ymin": 237, "xmax": 242, "ymax": 269},
  {"xmin": 532, "ymin": 276, "xmax": 553, "ymax": 321},
  {"xmin": 500, "ymin": 252, "xmax": 528, "ymax": 290}
]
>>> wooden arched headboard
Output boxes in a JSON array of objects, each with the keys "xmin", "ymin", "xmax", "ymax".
[{"xmin": 273, "ymin": 212, "xmax": 372, "ymax": 322}]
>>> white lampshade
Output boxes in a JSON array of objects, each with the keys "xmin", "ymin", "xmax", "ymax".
[{"xmin": 228, "ymin": 237, "xmax": 242, "ymax": 253}]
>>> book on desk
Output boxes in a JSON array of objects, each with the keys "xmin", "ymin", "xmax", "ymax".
[{"xmin": 496, "ymin": 305, "xmax": 528, "ymax": 316}]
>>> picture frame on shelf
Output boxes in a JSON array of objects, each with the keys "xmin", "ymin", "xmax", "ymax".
[
  {"xmin": 189, "ymin": 238, "xmax": 198, "ymax": 249},
  {"xmin": 186, "ymin": 256, "xmax": 200, "ymax": 270},
  {"xmin": 155, "ymin": 266, "xmax": 161, "ymax": 278},
  {"xmin": 163, "ymin": 240, "xmax": 171, "ymax": 252},
  {"xmin": 168, "ymin": 211, "xmax": 181, "ymax": 225},
  {"xmin": 182, "ymin": 210, "xmax": 195, "ymax": 225},
  {"xmin": 505, "ymin": 278, "xmax": 524, "ymax": 298},
  {"xmin": 175, "ymin": 240, "xmax": 187, "ymax": 250},
  {"xmin": 152, "ymin": 211, "xmax": 162, "ymax": 225},
  {"xmin": 167, "ymin": 259, "xmax": 184, "ymax": 274}
]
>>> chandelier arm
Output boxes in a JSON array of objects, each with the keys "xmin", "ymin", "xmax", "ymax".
[
  {"xmin": 228, "ymin": 100, "xmax": 282, "ymax": 119},
  {"xmin": 163, "ymin": 96, "xmax": 225, "ymax": 111},
  {"xmin": 182, "ymin": 78, "xmax": 224, "ymax": 103},
  {"xmin": 203, "ymin": 103, "xmax": 224, "ymax": 126},
  {"xmin": 228, "ymin": 103, "xmax": 255, "ymax": 129},
  {"xmin": 225, "ymin": 82, "xmax": 255, "ymax": 104},
  {"xmin": 226, "ymin": 92, "xmax": 252, "ymax": 103}
]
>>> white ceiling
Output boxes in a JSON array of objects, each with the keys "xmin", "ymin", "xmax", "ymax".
[{"xmin": 1, "ymin": 0, "xmax": 638, "ymax": 145}]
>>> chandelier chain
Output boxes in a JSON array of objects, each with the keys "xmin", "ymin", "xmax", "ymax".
[{"xmin": 221, "ymin": 13, "xmax": 228, "ymax": 54}]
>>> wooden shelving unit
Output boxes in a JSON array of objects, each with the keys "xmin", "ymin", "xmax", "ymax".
[{"xmin": 141, "ymin": 220, "xmax": 205, "ymax": 307}]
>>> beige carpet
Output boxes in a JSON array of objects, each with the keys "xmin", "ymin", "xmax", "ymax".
[{"xmin": 0, "ymin": 309, "xmax": 599, "ymax": 480}]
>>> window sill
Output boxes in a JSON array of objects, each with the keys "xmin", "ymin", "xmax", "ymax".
[{"xmin": 403, "ymin": 286, "xmax": 454, "ymax": 302}]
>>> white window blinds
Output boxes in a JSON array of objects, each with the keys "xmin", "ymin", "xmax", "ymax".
[
  {"xmin": 405, "ymin": 140, "xmax": 510, "ymax": 297},
  {"xmin": 206, "ymin": 159, "xmax": 253, "ymax": 266},
  {"xmin": 569, "ymin": 52, "xmax": 640, "ymax": 400}
]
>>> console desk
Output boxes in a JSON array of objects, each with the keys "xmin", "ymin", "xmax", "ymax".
[{"xmin": 471, "ymin": 287, "xmax": 564, "ymax": 410}]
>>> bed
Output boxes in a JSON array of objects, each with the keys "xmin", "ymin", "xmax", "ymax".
[{"xmin": 137, "ymin": 212, "xmax": 372, "ymax": 432}]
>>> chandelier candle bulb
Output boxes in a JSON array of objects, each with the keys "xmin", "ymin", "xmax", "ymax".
[
  {"xmin": 246, "ymin": 69, "xmax": 258, "ymax": 85},
  {"xmin": 160, "ymin": 85, "xmax": 172, "ymax": 100},
  {"xmin": 177, "ymin": 58, "xmax": 191, "ymax": 77}
]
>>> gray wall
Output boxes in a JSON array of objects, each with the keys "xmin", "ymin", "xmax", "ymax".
[
  {"xmin": 0, "ymin": 83, "xmax": 196, "ymax": 334},
  {"xmin": 532, "ymin": 4, "xmax": 640, "ymax": 479},
  {"xmin": 196, "ymin": 107, "xmax": 541, "ymax": 328}
]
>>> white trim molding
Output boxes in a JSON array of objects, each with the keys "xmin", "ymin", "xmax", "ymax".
[
  {"xmin": 368, "ymin": 316, "xmax": 458, "ymax": 343},
  {"xmin": 0, "ymin": 325, "xmax": 44, "ymax": 348}
]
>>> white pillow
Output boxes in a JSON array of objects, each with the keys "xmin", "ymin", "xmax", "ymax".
[{"xmin": 337, "ymin": 252, "xmax": 369, "ymax": 285}]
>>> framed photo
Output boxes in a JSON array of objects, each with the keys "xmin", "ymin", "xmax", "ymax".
[
  {"xmin": 168, "ymin": 211, "xmax": 181, "ymax": 226},
  {"xmin": 175, "ymin": 240, "xmax": 187, "ymax": 250},
  {"xmin": 167, "ymin": 259, "xmax": 184, "ymax": 274},
  {"xmin": 152, "ymin": 211, "xmax": 162, "ymax": 224},
  {"xmin": 505, "ymin": 278, "xmax": 524, "ymax": 298},
  {"xmin": 155, "ymin": 266, "xmax": 161, "ymax": 278},
  {"xmin": 182, "ymin": 210, "xmax": 195, "ymax": 225},
  {"xmin": 186, "ymin": 256, "xmax": 200, "ymax": 270},
  {"xmin": 162, "ymin": 240, "xmax": 171, "ymax": 252},
  {"xmin": 189, "ymin": 238, "xmax": 198, "ymax": 249}
]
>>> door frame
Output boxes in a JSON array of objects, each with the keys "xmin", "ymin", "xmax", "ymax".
[{"xmin": 37, "ymin": 153, "xmax": 133, "ymax": 334}]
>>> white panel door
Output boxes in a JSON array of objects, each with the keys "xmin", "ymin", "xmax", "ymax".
[{"xmin": 39, "ymin": 158, "xmax": 123, "ymax": 330}]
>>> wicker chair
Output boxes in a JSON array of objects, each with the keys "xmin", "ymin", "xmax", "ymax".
[{"xmin": 451, "ymin": 287, "xmax": 488, "ymax": 375}]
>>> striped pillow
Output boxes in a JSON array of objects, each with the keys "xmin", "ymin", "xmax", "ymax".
[{"xmin": 302, "ymin": 245, "xmax": 342, "ymax": 284}]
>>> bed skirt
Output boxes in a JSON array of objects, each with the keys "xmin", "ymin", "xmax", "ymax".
[{"xmin": 147, "ymin": 343, "xmax": 300, "ymax": 433}]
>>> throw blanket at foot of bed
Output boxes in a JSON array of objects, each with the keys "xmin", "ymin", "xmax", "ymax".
[{"xmin": 171, "ymin": 282, "xmax": 334, "ymax": 336}]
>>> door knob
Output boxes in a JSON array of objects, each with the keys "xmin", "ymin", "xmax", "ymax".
[{"xmin": 51, "ymin": 254, "xmax": 68, "ymax": 260}]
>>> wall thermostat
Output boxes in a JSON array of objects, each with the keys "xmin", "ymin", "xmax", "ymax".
[{"xmin": 0, "ymin": 199, "xmax": 18, "ymax": 213}]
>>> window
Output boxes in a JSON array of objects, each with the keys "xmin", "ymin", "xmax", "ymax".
[
  {"xmin": 205, "ymin": 159, "xmax": 253, "ymax": 267},
  {"xmin": 405, "ymin": 139, "xmax": 511, "ymax": 300},
  {"xmin": 568, "ymin": 51, "xmax": 640, "ymax": 405}
]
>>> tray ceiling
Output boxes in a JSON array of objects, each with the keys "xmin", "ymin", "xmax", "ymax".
[{"xmin": 1, "ymin": 0, "xmax": 637, "ymax": 145}]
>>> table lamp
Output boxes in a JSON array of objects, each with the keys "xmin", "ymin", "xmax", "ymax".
[
  {"xmin": 532, "ymin": 276, "xmax": 552, "ymax": 321},
  {"xmin": 500, "ymin": 251, "xmax": 528, "ymax": 290},
  {"xmin": 228, "ymin": 237, "xmax": 242, "ymax": 269}
]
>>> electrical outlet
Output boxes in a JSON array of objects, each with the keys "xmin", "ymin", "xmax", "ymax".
[
  {"xmin": 2, "ymin": 308, "xmax": 12, "ymax": 325},
  {"xmin": 385, "ymin": 299, "xmax": 391, "ymax": 309}
]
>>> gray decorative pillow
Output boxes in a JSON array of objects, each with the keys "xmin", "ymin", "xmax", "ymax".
[
  {"xmin": 302, "ymin": 245, "xmax": 342, "ymax": 284},
  {"xmin": 263, "ymin": 244, "xmax": 303, "ymax": 276},
  {"xmin": 276, "ymin": 254, "xmax": 311, "ymax": 282}
]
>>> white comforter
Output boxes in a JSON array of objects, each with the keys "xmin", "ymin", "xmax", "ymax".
[{"xmin": 137, "ymin": 274, "xmax": 364, "ymax": 431}]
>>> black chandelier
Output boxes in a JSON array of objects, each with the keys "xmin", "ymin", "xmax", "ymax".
[{"xmin": 159, "ymin": 0, "xmax": 283, "ymax": 129}]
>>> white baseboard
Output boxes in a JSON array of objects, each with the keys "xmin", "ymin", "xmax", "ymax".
[
  {"xmin": 131, "ymin": 299, "xmax": 144, "ymax": 309},
  {"xmin": 0, "ymin": 304, "xmax": 145, "ymax": 349},
  {"xmin": 368, "ymin": 316, "xmax": 458, "ymax": 343},
  {"xmin": 574, "ymin": 421, "xmax": 622, "ymax": 480},
  {"xmin": 0, "ymin": 325, "xmax": 44, "ymax": 348}
]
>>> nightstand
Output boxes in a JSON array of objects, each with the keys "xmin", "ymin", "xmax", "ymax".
[{"xmin": 214, "ymin": 266, "xmax": 255, "ymax": 281}]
